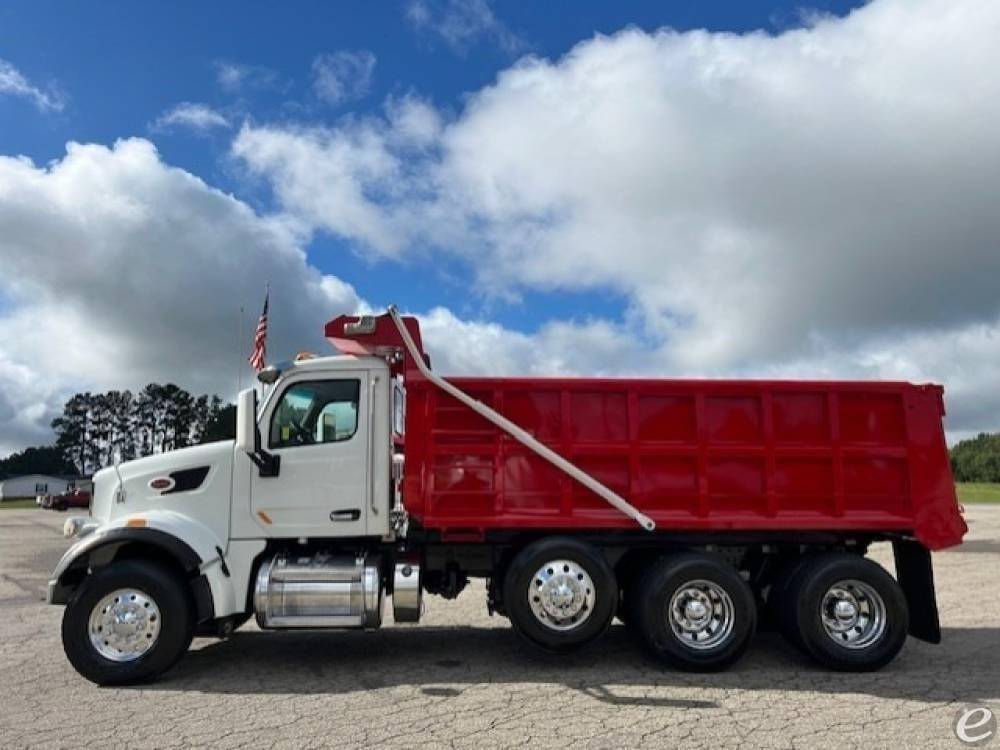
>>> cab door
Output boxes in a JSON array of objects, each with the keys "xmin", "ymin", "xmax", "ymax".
[{"xmin": 250, "ymin": 372, "xmax": 369, "ymax": 538}]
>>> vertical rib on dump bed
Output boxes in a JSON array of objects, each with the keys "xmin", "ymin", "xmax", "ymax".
[{"xmin": 403, "ymin": 378, "xmax": 966, "ymax": 550}]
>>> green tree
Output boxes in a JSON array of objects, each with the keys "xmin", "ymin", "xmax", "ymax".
[
  {"xmin": 47, "ymin": 384, "xmax": 234, "ymax": 472},
  {"xmin": 200, "ymin": 402, "xmax": 236, "ymax": 443},
  {"xmin": 950, "ymin": 433, "xmax": 1000, "ymax": 483},
  {"xmin": 52, "ymin": 393, "xmax": 96, "ymax": 474},
  {"xmin": 0, "ymin": 445, "xmax": 75, "ymax": 479},
  {"xmin": 105, "ymin": 390, "xmax": 136, "ymax": 461}
]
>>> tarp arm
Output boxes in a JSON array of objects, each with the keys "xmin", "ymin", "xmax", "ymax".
[{"xmin": 387, "ymin": 305, "xmax": 656, "ymax": 532}]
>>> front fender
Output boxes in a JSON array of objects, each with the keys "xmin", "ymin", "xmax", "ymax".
[{"xmin": 47, "ymin": 511, "xmax": 243, "ymax": 620}]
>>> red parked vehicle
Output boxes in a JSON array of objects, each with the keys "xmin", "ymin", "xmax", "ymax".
[{"xmin": 51, "ymin": 486, "xmax": 91, "ymax": 511}]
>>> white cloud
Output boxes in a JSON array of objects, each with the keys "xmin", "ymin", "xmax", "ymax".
[
  {"xmin": 384, "ymin": 94, "xmax": 443, "ymax": 147},
  {"xmin": 406, "ymin": 0, "xmax": 525, "ymax": 55},
  {"xmin": 0, "ymin": 58, "xmax": 65, "ymax": 112},
  {"xmin": 3, "ymin": 0, "xmax": 998, "ymax": 451},
  {"xmin": 152, "ymin": 102, "xmax": 231, "ymax": 133},
  {"xmin": 233, "ymin": 0, "xmax": 1000, "ymax": 438},
  {"xmin": 214, "ymin": 61, "xmax": 283, "ymax": 93},
  {"xmin": 312, "ymin": 51, "xmax": 376, "ymax": 106},
  {"xmin": 0, "ymin": 353, "xmax": 68, "ymax": 455},
  {"xmin": 416, "ymin": 307, "xmax": 645, "ymax": 377},
  {"xmin": 0, "ymin": 139, "xmax": 362, "ymax": 455},
  {"xmin": 232, "ymin": 115, "xmax": 415, "ymax": 256}
]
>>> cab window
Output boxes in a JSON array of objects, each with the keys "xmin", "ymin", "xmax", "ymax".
[{"xmin": 269, "ymin": 380, "xmax": 360, "ymax": 449}]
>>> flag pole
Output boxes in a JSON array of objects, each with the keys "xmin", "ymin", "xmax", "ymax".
[
  {"xmin": 237, "ymin": 305, "xmax": 245, "ymax": 394},
  {"xmin": 248, "ymin": 283, "xmax": 270, "ymax": 399},
  {"xmin": 262, "ymin": 282, "xmax": 270, "ymax": 397}
]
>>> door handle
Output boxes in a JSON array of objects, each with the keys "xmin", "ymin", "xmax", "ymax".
[{"xmin": 330, "ymin": 509, "xmax": 361, "ymax": 522}]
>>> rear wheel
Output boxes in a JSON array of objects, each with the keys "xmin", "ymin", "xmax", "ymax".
[
  {"xmin": 635, "ymin": 553, "xmax": 756, "ymax": 671},
  {"xmin": 503, "ymin": 537, "xmax": 617, "ymax": 653},
  {"xmin": 62, "ymin": 559, "xmax": 194, "ymax": 685},
  {"xmin": 780, "ymin": 554, "xmax": 908, "ymax": 671}
]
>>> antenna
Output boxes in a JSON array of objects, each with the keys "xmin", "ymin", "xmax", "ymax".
[{"xmin": 237, "ymin": 305, "xmax": 245, "ymax": 394}]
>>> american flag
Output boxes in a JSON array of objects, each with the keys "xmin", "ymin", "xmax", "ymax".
[{"xmin": 248, "ymin": 291, "xmax": 269, "ymax": 372}]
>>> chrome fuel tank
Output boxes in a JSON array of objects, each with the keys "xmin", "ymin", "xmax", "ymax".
[{"xmin": 254, "ymin": 553, "xmax": 382, "ymax": 629}]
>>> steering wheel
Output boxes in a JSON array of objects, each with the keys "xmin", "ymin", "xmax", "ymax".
[{"xmin": 288, "ymin": 417, "xmax": 314, "ymax": 444}]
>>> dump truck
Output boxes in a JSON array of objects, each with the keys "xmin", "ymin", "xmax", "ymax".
[{"xmin": 49, "ymin": 307, "xmax": 967, "ymax": 684}]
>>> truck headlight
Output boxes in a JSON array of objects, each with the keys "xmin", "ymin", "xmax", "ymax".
[{"xmin": 63, "ymin": 517, "xmax": 98, "ymax": 539}]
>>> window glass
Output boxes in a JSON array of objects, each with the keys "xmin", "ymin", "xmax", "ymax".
[{"xmin": 269, "ymin": 380, "xmax": 360, "ymax": 449}]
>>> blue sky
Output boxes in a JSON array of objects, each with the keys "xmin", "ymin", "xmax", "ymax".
[
  {"xmin": 1, "ymin": 0, "xmax": 861, "ymax": 332},
  {"xmin": 2, "ymin": 0, "xmax": 998, "ymax": 455}
]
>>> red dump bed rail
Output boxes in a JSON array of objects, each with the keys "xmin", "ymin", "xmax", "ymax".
[{"xmin": 403, "ymin": 377, "xmax": 966, "ymax": 549}]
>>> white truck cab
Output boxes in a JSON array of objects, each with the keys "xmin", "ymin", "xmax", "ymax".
[
  {"xmin": 235, "ymin": 354, "xmax": 395, "ymax": 541},
  {"xmin": 49, "ymin": 352, "xmax": 404, "ymax": 684}
]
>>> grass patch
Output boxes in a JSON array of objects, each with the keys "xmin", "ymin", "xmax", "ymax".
[
  {"xmin": 956, "ymin": 483, "xmax": 1000, "ymax": 504},
  {"xmin": 0, "ymin": 498, "xmax": 40, "ymax": 509}
]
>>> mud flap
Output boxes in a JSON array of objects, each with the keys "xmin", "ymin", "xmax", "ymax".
[{"xmin": 892, "ymin": 539, "xmax": 941, "ymax": 643}]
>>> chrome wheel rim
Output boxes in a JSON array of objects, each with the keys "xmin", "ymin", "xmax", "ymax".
[
  {"xmin": 527, "ymin": 559, "xmax": 596, "ymax": 631},
  {"xmin": 667, "ymin": 579, "xmax": 735, "ymax": 650},
  {"xmin": 820, "ymin": 579, "xmax": 886, "ymax": 649},
  {"xmin": 88, "ymin": 588, "xmax": 161, "ymax": 662}
]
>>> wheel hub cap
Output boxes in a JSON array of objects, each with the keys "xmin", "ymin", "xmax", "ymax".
[
  {"xmin": 833, "ymin": 599, "xmax": 858, "ymax": 622},
  {"xmin": 820, "ymin": 579, "xmax": 886, "ymax": 649},
  {"xmin": 528, "ymin": 559, "xmax": 596, "ymax": 631},
  {"xmin": 668, "ymin": 580, "xmax": 735, "ymax": 650},
  {"xmin": 88, "ymin": 588, "xmax": 161, "ymax": 662},
  {"xmin": 684, "ymin": 598, "xmax": 710, "ymax": 624}
]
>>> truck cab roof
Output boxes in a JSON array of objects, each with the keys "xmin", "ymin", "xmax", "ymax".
[{"xmin": 258, "ymin": 352, "xmax": 389, "ymax": 385}]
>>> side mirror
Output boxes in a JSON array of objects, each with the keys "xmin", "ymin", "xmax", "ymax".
[
  {"xmin": 235, "ymin": 388, "xmax": 258, "ymax": 455},
  {"xmin": 236, "ymin": 388, "xmax": 281, "ymax": 478}
]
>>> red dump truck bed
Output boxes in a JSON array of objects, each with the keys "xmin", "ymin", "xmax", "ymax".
[
  {"xmin": 324, "ymin": 311, "xmax": 966, "ymax": 551},
  {"xmin": 403, "ymin": 377, "xmax": 966, "ymax": 549}
]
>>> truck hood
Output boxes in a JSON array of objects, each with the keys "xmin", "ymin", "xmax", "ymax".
[{"xmin": 92, "ymin": 441, "xmax": 236, "ymax": 525}]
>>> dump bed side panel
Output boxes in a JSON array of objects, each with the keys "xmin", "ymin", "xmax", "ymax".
[{"xmin": 403, "ymin": 378, "xmax": 966, "ymax": 549}]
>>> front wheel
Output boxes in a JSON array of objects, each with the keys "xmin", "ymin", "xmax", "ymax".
[
  {"xmin": 635, "ymin": 553, "xmax": 757, "ymax": 671},
  {"xmin": 62, "ymin": 559, "xmax": 194, "ymax": 685}
]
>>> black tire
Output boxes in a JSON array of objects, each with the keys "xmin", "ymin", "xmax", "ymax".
[
  {"xmin": 503, "ymin": 537, "xmax": 617, "ymax": 654},
  {"xmin": 765, "ymin": 557, "xmax": 812, "ymax": 643},
  {"xmin": 635, "ymin": 553, "xmax": 756, "ymax": 672},
  {"xmin": 62, "ymin": 559, "xmax": 194, "ymax": 685},
  {"xmin": 616, "ymin": 588, "xmax": 627, "ymax": 625},
  {"xmin": 780, "ymin": 554, "xmax": 908, "ymax": 672},
  {"xmin": 617, "ymin": 586, "xmax": 633, "ymax": 627},
  {"xmin": 620, "ymin": 581, "xmax": 646, "ymax": 634}
]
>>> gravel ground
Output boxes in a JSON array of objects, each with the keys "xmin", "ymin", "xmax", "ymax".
[{"xmin": 1, "ymin": 506, "xmax": 998, "ymax": 749}]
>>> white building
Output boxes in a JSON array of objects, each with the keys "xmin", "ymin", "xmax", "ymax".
[{"xmin": 0, "ymin": 474, "xmax": 77, "ymax": 501}]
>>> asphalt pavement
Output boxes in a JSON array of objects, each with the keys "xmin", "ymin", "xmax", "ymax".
[{"xmin": 1, "ymin": 506, "xmax": 998, "ymax": 749}]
